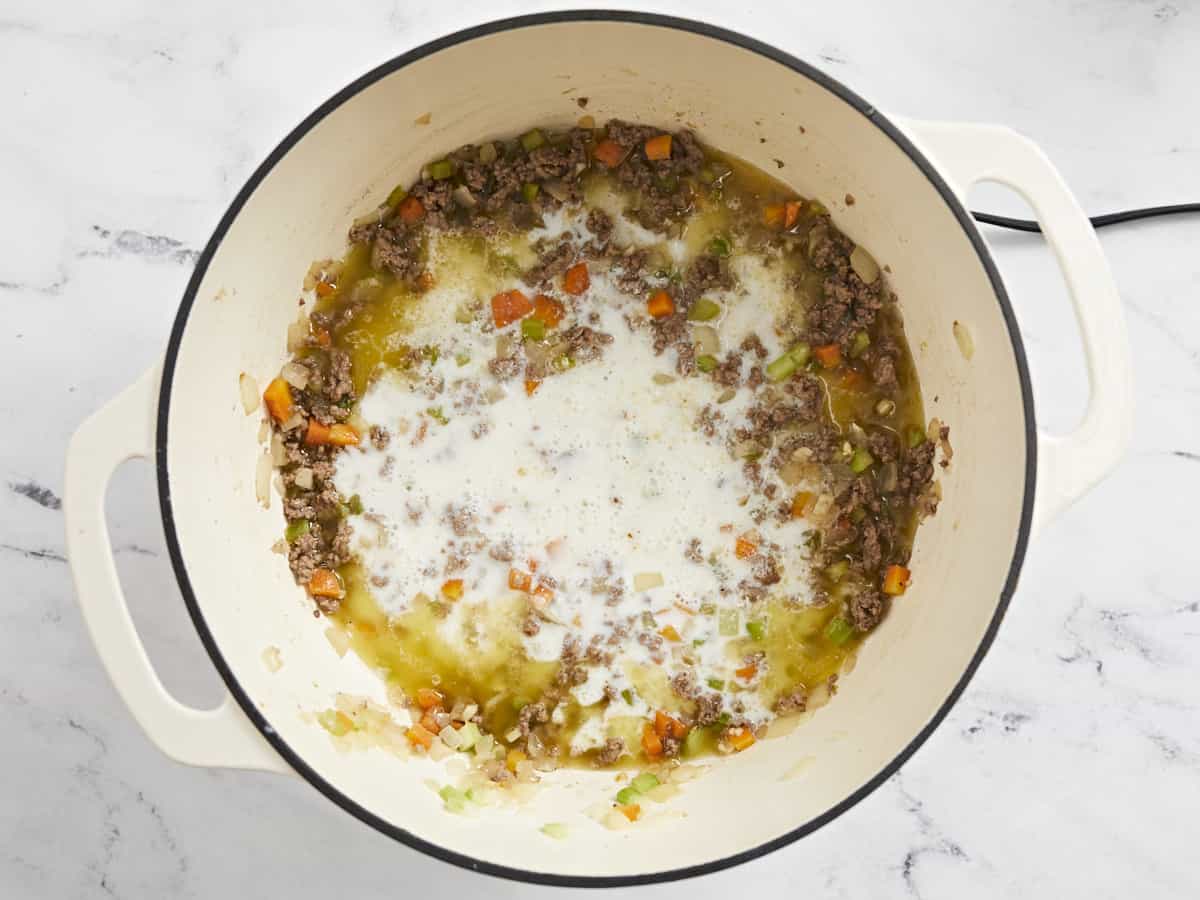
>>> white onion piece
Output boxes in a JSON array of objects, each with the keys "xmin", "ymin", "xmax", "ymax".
[
  {"xmin": 542, "ymin": 179, "xmax": 570, "ymax": 202},
  {"xmin": 324, "ymin": 627, "xmax": 350, "ymax": 658},
  {"xmin": 778, "ymin": 459, "xmax": 806, "ymax": 486},
  {"xmin": 633, "ymin": 572, "xmax": 664, "ymax": 591},
  {"xmin": 850, "ymin": 245, "xmax": 880, "ymax": 284},
  {"xmin": 439, "ymin": 726, "xmax": 463, "ymax": 750},
  {"xmin": 645, "ymin": 783, "xmax": 681, "ymax": 803},
  {"xmin": 239, "ymin": 373, "xmax": 260, "ymax": 414},
  {"xmin": 281, "ymin": 412, "xmax": 305, "ymax": 433},
  {"xmin": 351, "ymin": 205, "xmax": 387, "ymax": 229},
  {"xmin": 286, "ymin": 314, "xmax": 310, "ymax": 353},
  {"xmin": 261, "ymin": 645, "xmax": 283, "ymax": 672},
  {"xmin": 452, "ymin": 185, "xmax": 477, "ymax": 208},
  {"xmin": 953, "ymin": 320, "xmax": 975, "ymax": 360},
  {"xmin": 254, "ymin": 453, "xmax": 272, "ymax": 508},
  {"xmin": 691, "ymin": 325, "xmax": 720, "ymax": 355},
  {"xmin": 292, "ymin": 467, "xmax": 314, "ymax": 490},
  {"xmin": 280, "ymin": 362, "xmax": 309, "ymax": 390},
  {"xmin": 270, "ymin": 432, "xmax": 287, "ymax": 467}
]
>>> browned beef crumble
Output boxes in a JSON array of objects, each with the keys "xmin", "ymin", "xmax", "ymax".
[{"xmin": 595, "ymin": 737, "xmax": 625, "ymax": 766}]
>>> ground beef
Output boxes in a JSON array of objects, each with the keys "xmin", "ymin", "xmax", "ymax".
[
  {"xmin": 670, "ymin": 670, "xmax": 701, "ymax": 699},
  {"xmin": 611, "ymin": 248, "xmax": 651, "ymax": 295},
  {"xmin": 369, "ymin": 425, "xmax": 390, "ymax": 450},
  {"xmin": 695, "ymin": 404, "xmax": 722, "ymax": 438},
  {"xmin": 369, "ymin": 223, "xmax": 423, "ymax": 281},
  {"xmin": 682, "ymin": 254, "xmax": 732, "ymax": 301},
  {"xmin": 328, "ymin": 350, "xmax": 353, "ymax": 402},
  {"xmin": 774, "ymin": 688, "xmax": 807, "ymax": 715},
  {"xmin": 518, "ymin": 702, "xmax": 549, "ymax": 736},
  {"xmin": 684, "ymin": 538, "xmax": 703, "ymax": 563},
  {"xmin": 746, "ymin": 365, "xmax": 765, "ymax": 390},
  {"xmin": 443, "ymin": 504, "xmax": 475, "ymax": 537},
  {"xmin": 740, "ymin": 333, "xmax": 768, "ymax": 359},
  {"xmin": 867, "ymin": 429, "xmax": 899, "ymax": 464},
  {"xmin": 586, "ymin": 208, "xmax": 613, "ymax": 244},
  {"xmin": 561, "ymin": 324, "xmax": 613, "ymax": 363},
  {"xmin": 848, "ymin": 588, "xmax": 886, "ymax": 632},
  {"xmin": 661, "ymin": 735, "xmax": 682, "ymax": 758},
  {"xmin": 897, "ymin": 440, "xmax": 936, "ymax": 505},
  {"xmin": 871, "ymin": 350, "xmax": 898, "ymax": 389},
  {"xmin": 695, "ymin": 693, "xmax": 724, "ymax": 726},
  {"xmin": 488, "ymin": 540, "xmax": 514, "ymax": 562},
  {"xmin": 860, "ymin": 519, "xmax": 883, "ymax": 572},
  {"xmin": 649, "ymin": 309, "xmax": 688, "ymax": 355},
  {"xmin": 525, "ymin": 238, "xmax": 576, "ymax": 286},
  {"xmin": 802, "ymin": 216, "xmax": 887, "ymax": 347},
  {"xmin": 488, "ymin": 355, "xmax": 522, "ymax": 381},
  {"xmin": 711, "ymin": 353, "xmax": 742, "ymax": 387},
  {"xmin": 522, "ymin": 614, "xmax": 541, "ymax": 637},
  {"xmin": 752, "ymin": 554, "xmax": 781, "ymax": 586},
  {"xmin": 595, "ymin": 737, "xmax": 625, "ymax": 766}
]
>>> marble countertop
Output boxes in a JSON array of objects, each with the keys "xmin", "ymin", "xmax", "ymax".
[{"xmin": 3, "ymin": 1, "xmax": 1198, "ymax": 897}]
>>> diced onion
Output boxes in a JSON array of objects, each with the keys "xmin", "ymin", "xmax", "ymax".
[
  {"xmin": 633, "ymin": 572, "xmax": 664, "ymax": 591},
  {"xmin": 439, "ymin": 726, "xmax": 463, "ymax": 750},
  {"xmin": 255, "ymin": 453, "xmax": 272, "ymax": 508},
  {"xmin": 850, "ymin": 245, "xmax": 880, "ymax": 284},
  {"xmin": 602, "ymin": 810, "xmax": 631, "ymax": 830},
  {"xmin": 652, "ymin": 373, "xmax": 676, "ymax": 385},
  {"xmin": 239, "ymin": 373, "xmax": 260, "ymax": 414},
  {"xmin": 286, "ymin": 315, "xmax": 310, "ymax": 353},
  {"xmin": 645, "ymin": 783, "xmax": 681, "ymax": 803},
  {"xmin": 428, "ymin": 740, "xmax": 452, "ymax": 761},
  {"xmin": 325, "ymin": 626, "xmax": 350, "ymax": 658},
  {"xmin": 350, "ymin": 204, "xmax": 387, "ymax": 229},
  {"xmin": 691, "ymin": 325, "xmax": 720, "ymax": 356},
  {"xmin": 778, "ymin": 459, "xmax": 806, "ymax": 486},
  {"xmin": 670, "ymin": 764, "xmax": 703, "ymax": 783},
  {"xmin": 280, "ymin": 362, "xmax": 309, "ymax": 390},
  {"xmin": 261, "ymin": 645, "xmax": 283, "ymax": 672},
  {"xmin": 293, "ymin": 467, "xmax": 314, "ymax": 490},
  {"xmin": 953, "ymin": 320, "xmax": 975, "ymax": 360},
  {"xmin": 733, "ymin": 440, "xmax": 761, "ymax": 460},
  {"xmin": 281, "ymin": 412, "xmax": 306, "ymax": 433},
  {"xmin": 543, "ymin": 179, "xmax": 570, "ymax": 202},
  {"xmin": 270, "ymin": 432, "xmax": 287, "ymax": 467},
  {"xmin": 453, "ymin": 185, "xmax": 477, "ymax": 208},
  {"xmin": 716, "ymin": 388, "xmax": 736, "ymax": 404}
]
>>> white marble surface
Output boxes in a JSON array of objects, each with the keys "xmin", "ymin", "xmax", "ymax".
[{"xmin": 3, "ymin": 0, "xmax": 1198, "ymax": 896}]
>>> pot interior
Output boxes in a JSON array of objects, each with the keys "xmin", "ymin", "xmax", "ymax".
[{"xmin": 162, "ymin": 16, "xmax": 1031, "ymax": 881}]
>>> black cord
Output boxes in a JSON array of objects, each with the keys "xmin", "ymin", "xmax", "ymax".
[{"xmin": 971, "ymin": 202, "xmax": 1200, "ymax": 233}]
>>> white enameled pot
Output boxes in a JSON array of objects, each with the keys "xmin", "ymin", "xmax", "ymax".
[{"xmin": 64, "ymin": 12, "xmax": 1133, "ymax": 886}]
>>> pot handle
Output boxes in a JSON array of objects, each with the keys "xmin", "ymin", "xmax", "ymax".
[
  {"xmin": 65, "ymin": 364, "xmax": 291, "ymax": 774},
  {"xmin": 898, "ymin": 120, "xmax": 1134, "ymax": 536}
]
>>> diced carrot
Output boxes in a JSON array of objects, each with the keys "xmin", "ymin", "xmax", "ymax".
[
  {"xmin": 508, "ymin": 568, "xmax": 532, "ymax": 592},
  {"xmin": 441, "ymin": 579, "xmax": 464, "ymax": 601},
  {"xmin": 420, "ymin": 711, "xmax": 441, "ymax": 735},
  {"xmin": 545, "ymin": 538, "xmax": 565, "ymax": 558},
  {"xmin": 532, "ymin": 580, "xmax": 555, "ymax": 606},
  {"xmin": 491, "ymin": 289, "xmax": 534, "ymax": 328},
  {"xmin": 734, "ymin": 663, "xmax": 758, "ymax": 681},
  {"xmin": 263, "ymin": 377, "xmax": 293, "ymax": 424},
  {"xmin": 562, "ymin": 263, "xmax": 589, "ymax": 296},
  {"xmin": 883, "ymin": 564, "xmax": 911, "ymax": 596},
  {"xmin": 328, "ymin": 424, "xmax": 360, "ymax": 446},
  {"xmin": 533, "ymin": 293, "xmax": 566, "ymax": 326},
  {"xmin": 415, "ymin": 270, "xmax": 435, "ymax": 292},
  {"xmin": 791, "ymin": 491, "xmax": 815, "ymax": 519},
  {"xmin": 314, "ymin": 279, "xmax": 336, "ymax": 298},
  {"xmin": 727, "ymin": 727, "xmax": 756, "ymax": 752},
  {"xmin": 304, "ymin": 419, "xmax": 330, "ymax": 445},
  {"xmin": 398, "ymin": 196, "xmax": 425, "ymax": 224},
  {"xmin": 814, "ymin": 343, "xmax": 842, "ymax": 368},
  {"xmin": 763, "ymin": 204, "xmax": 785, "ymax": 228},
  {"xmin": 405, "ymin": 725, "xmax": 434, "ymax": 749},
  {"xmin": 415, "ymin": 688, "xmax": 443, "ymax": 710},
  {"xmin": 654, "ymin": 710, "xmax": 687, "ymax": 740},
  {"xmin": 524, "ymin": 379, "xmax": 541, "ymax": 396},
  {"xmin": 644, "ymin": 134, "xmax": 672, "ymax": 161},
  {"xmin": 617, "ymin": 803, "xmax": 642, "ymax": 822},
  {"xmin": 659, "ymin": 624, "xmax": 682, "ymax": 642},
  {"xmin": 308, "ymin": 568, "xmax": 344, "ymax": 599},
  {"xmin": 840, "ymin": 368, "xmax": 865, "ymax": 391},
  {"xmin": 641, "ymin": 722, "xmax": 663, "ymax": 758},
  {"xmin": 528, "ymin": 559, "xmax": 539, "ymax": 573},
  {"xmin": 506, "ymin": 748, "xmax": 527, "ymax": 773},
  {"xmin": 735, "ymin": 537, "xmax": 757, "ymax": 560},
  {"xmin": 593, "ymin": 139, "xmax": 627, "ymax": 168},
  {"xmin": 313, "ymin": 327, "xmax": 332, "ymax": 347},
  {"xmin": 784, "ymin": 200, "xmax": 802, "ymax": 229},
  {"xmin": 647, "ymin": 290, "xmax": 675, "ymax": 318}
]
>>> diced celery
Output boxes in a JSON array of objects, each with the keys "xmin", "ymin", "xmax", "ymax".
[
  {"xmin": 787, "ymin": 343, "xmax": 811, "ymax": 366},
  {"xmin": 552, "ymin": 354, "xmax": 575, "ymax": 372},
  {"xmin": 521, "ymin": 129, "xmax": 545, "ymax": 151},
  {"xmin": 905, "ymin": 424, "xmax": 925, "ymax": 448},
  {"xmin": 541, "ymin": 822, "xmax": 568, "ymax": 840},
  {"xmin": 632, "ymin": 772, "xmax": 661, "ymax": 793},
  {"xmin": 317, "ymin": 710, "xmax": 352, "ymax": 737},
  {"xmin": 616, "ymin": 786, "xmax": 640, "ymax": 805},
  {"xmin": 386, "ymin": 184, "xmax": 407, "ymax": 207},
  {"xmin": 439, "ymin": 785, "xmax": 468, "ymax": 813},
  {"xmin": 696, "ymin": 354, "xmax": 718, "ymax": 373},
  {"xmin": 708, "ymin": 236, "xmax": 731, "ymax": 257},
  {"xmin": 850, "ymin": 447, "xmax": 875, "ymax": 473},
  {"xmin": 455, "ymin": 352, "xmax": 471, "ymax": 367},
  {"xmin": 426, "ymin": 406, "xmax": 449, "ymax": 425},
  {"xmin": 824, "ymin": 616, "xmax": 854, "ymax": 645},
  {"xmin": 850, "ymin": 330, "xmax": 871, "ymax": 358},
  {"xmin": 687, "ymin": 298, "xmax": 721, "ymax": 321},
  {"xmin": 428, "ymin": 159, "xmax": 454, "ymax": 180},
  {"xmin": 682, "ymin": 727, "xmax": 707, "ymax": 757},
  {"xmin": 746, "ymin": 620, "xmax": 766, "ymax": 641},
  {"xmin": 621, "ymin": 689, "xmax": 634, "ymax": 705},
  {"xmin": 766, "ymin": 354, "xmax": 797, "ymax": 382},
  {"xmin": 346, "ymin": 494, "xmax": 364, "ymax": 515},
  {"xmin": 706, "ymin": 677, "xmax": 725, "ymax": 691},
  {"xmin": 521, "ymin": 317, "xmax": 546, "ymax": 341},
  {"xmin": 692, "ymin": 638, "xmax": 706, "ymax": 647},
  {"xmin": 522, "ymin": 182, "xmax": 540, "ymax": 203},
  {"xmin": 718, "ymin": 608, "xmax": 739, "ymax": 636},
  {"xmin": 285, "ymin": 519, "xmax": 310, "ymax": 542},
  {"xmin": 825, "ymin": 559, "xmax": 849, "ymax": 583}
]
